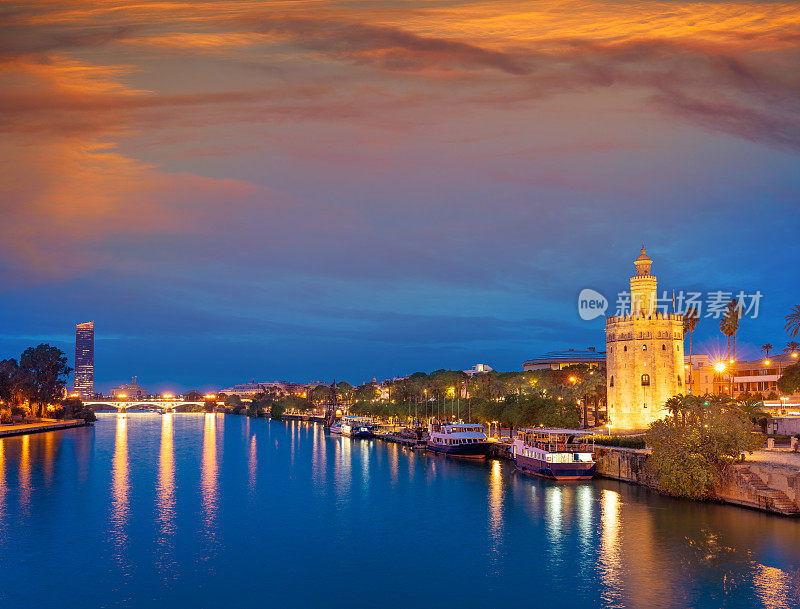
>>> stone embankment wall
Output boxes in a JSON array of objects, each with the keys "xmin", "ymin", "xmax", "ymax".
[
  {"xmin": 749, "ymin": 461, "xmax": 800, "ymax": 506},
  {"xmin": 593, "ymin": 445, "xmax": 800, "ymax": 516},
  {"xmin": 594, "ymin": 446, "xmax": 653, "ymax": 485}
]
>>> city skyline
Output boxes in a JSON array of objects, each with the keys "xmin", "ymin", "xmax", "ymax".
[{"xmin": 2, "ymin": 0, "xmax": 799, "ymax": 389}]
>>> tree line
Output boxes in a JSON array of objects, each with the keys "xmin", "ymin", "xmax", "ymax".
[
  {"xmin": 0, "ymin": 344, "xmax": 95, "ymax": 423},
  {"xmin": 252, "ymin": 365, "xmax": 608, "ymax": 430}
]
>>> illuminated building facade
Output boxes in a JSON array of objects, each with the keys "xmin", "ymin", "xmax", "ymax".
[
  {"xmin": 605, "ymin": 249, "xmax": 684, "ymax": 430},
  {"xmin": 110, "ymin": 377, "xmax": 147, "ymax": 399},
  {"xmin": 74, "ymin": 321, "xmax": 94, "ymax": 398}
]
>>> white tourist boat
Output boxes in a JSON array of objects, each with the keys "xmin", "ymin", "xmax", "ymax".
[
  {"xmin": 427, "ymin": 422, "xmax": 491, "ymax": 458},
  {"xmin": 512, "ymin": 428, "xmax": 595, "ymax": 480},
  {"xmin": 340, "ymin": 416, "xmax": 375, "ymax": 438}
]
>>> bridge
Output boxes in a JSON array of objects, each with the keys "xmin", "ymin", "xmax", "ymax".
[{"xmin": 85, "ymin": 400, "xmax": 208, "ymax": 412}]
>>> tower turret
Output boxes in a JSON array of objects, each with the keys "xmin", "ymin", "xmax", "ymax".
[{"xmin": 630, "ymin": 246, "xmax": 657, "ymax": 315}]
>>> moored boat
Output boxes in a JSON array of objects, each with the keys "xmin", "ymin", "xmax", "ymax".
[
  {"xmin": 340, "ymin": 416, "xmax": 375, "ymax": 438},
  {"xmin": 427, "ymin": 422, "xmax": 491, "ymax": 458},
  {"xmin": 512, "ymin": 428, "xmax": 595, "ymax": 481}
]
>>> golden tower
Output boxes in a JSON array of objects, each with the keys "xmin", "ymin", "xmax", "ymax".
[{"xmin": 605, "ymin": 248, "xmax": 684, "ymax": 430}]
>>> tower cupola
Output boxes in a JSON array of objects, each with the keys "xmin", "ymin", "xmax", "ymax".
[{"xmin": 634, "ymin": 246, "xmax": 652, "ymax": 277}]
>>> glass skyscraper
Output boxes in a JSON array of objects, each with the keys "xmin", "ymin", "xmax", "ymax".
[{"xmin": 74, "ymin": 321, "xmax": 94, "ymax": 398}]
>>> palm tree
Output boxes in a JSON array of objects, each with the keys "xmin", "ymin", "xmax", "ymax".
[
  {"xmin": 761, "ymin": 343, "xmax": 773, "ymax": 359},
  {"xmin": 683, "ymin": 306, "xmax": 699, "ymax": 393},
  {"xmin": 665, "ymin": 395, "xmax": 683, "ymax": 423},
  {"xmin": 720, "ymin": 299, "xmax": 740, "ymax": 395},
  {"xmin": 784, "ymin": 341, "xmax": 800, "ymax": 357},
  {"xmin": 785, "ymin": 305, "xmax": 800, "ymax": 338}
]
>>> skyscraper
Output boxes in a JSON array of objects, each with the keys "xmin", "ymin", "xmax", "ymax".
[{"xmin": 74, "ymin": 321, "xmax": 94, "ymax": 398}]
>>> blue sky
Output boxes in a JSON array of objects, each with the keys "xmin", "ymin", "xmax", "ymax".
[{"xmin": 2, "ymin": 0, "xmax": 799, "ymax": 392}]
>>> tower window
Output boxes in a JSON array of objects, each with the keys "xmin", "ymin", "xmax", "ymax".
[
  {"xmin": 609, "ymin": 375, "xmax": 614, "ymax": 388},
  {"xmin": 677, "ymin": 375, "xmax": 682, "ymax": 386},
  {"xmin": 662, "ymin": 344, "xmax": 666, "ymax": 350},
  {"xmin": 624, "ymin": 346, "xmax": 627, "ymax": 352},
  {"xmin": 641, "ymin": 374, "xmax": 650, "ymax": 386},
  {"xmin": 642, "ymin": 344, "xmax": 647, "ymax": 351}
]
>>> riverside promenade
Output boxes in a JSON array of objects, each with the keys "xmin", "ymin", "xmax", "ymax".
[{"xmin": 0, "ymin": 419, "xmax": 90, "ymax": 438}]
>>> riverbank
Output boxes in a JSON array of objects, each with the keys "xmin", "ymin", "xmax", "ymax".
[
  {"xmin": 0, "ymin": 419, "xmax": 91, "ymax": 438},
  {"xmin": 588, "ymin": 444, "xmax": 800, "ymax": 517},
  {"xmin": 355, "ymin": 423, "xmax": 800, "ymax": 518}
]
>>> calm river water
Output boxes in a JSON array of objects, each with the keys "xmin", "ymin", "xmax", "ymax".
[{"xmin": 0, "ymin": 413, "xmax": 798, "ymax": 608}]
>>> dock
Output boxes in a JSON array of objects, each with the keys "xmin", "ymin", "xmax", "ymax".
[
  {"xmin": 0, "ymin": 419, "xmax": 91, "ymax": 438},
  {"xmin": 379, "ymin": 433, "xmax": 427, "ymax": 449}
]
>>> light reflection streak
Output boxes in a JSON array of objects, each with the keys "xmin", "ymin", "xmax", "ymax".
[
  {"xmin": 156, "ymin": 412, "xmax": 176, "ymax": 560},
  {"xmin": 488, "ymin": 460, "xmax": 504, "ymax": 562},
  {"xmin": 110, "ymin": 413, "xmax": 129, "ymax": 562},
  {"xmin": 311, "ymin": 423, "xmax": 326, "ymax": 494},
  {"xmin": 599, "ymin": 489, "xmax": 622, "ymax": 604},
  {"xmin": 43, "ymin": 432, "xmax": 55, "ymax": 487},
  {"xmin": 361, "ymin": 440, "xmax": 370, "ymax": 488},
  {"xmin": 576, "ymin": 484, "xmax": 593, "ymax": 552},
  {"xmin": 544, "ymin": 485, "xmax": 564, "ymax": 568},
  {"xmin": 388, "ymin": 443, "xmax": 398, "ymax": 485},
  {"xmin": 0, "ymin": 440, "xmax": 5, "ymax": 523},
  {"xmin": 18, "ymin": 434, "xmax": 31, "ymax": 513},
  {"xmin": 201, "ymin": 413, "xmax": 218, "ymax": 528},
  {"xmin": 248, "ymin": 433, "xmax": 257, "ymax": 494},
  {"xmin": 753, "ymin": 564, "xmax": 796, "ymax": 609},
  {"xmin": 333, "ymin": 436, "xmax": 352, "ymax": 500}
]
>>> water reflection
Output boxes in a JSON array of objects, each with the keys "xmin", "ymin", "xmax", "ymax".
[
  {"xmin": 388, "ymin": 443, "xmax": 399, "ymax": 485},
  {"xmin": 110, "ymin": 414, "xmax": 129, "ymax": 562},
  {"xmin": 754, "ymin": 565, "xmax": 797, "ymax": 609},
  {"xmin": 156, "ymin": 413, "xmax": 176, "ymax": 566},
  {"xmin": 201, "ymin": 413, "xmax": 218, "ymax": 526},
  {"xmin": 360, "ymin": 440, "xmax": 370, "ymax": 488},
  {"xmin": 487, "ymin": 460, "xmax": 504, "ymax": 565},
  {"xmin": 311, "ymin": 424, "xmax": 326, "ymax": 494},
  {"xmin": 248, "ymin": 432, "xmax": 257, "ymax": 494},
  {"xmin": 0, "ymin": 440, "xmax": 5, "ymax": 523},
  {"xmin": 599, "ymin": 489, "xmax": 622, "ymax": 606},
  {"xmin": 334, "ymin": 436, "xmax": 352, "ymax": 500},
  {"xmin": 43, "ymin": 432, "xmax": 55, "ymax": 487},
  {"xmin": 0, "ymin": 416, "xmax": 798, "ymax": 609}
]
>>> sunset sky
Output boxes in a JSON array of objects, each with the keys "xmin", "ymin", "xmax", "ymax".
[{"xmin": 2, "ymin": 0, "xmax": 799, "ymax": 391}]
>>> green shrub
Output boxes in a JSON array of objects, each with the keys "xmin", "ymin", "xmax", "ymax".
[{"xmin": 593, "ymin": 435, "xmax": 646, "ymax": 449}]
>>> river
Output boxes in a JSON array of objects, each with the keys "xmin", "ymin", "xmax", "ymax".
[{"xmin": 0, "ymin": 413, "xmax": 798, "ymax": 608}]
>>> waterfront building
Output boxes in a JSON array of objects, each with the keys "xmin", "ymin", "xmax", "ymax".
[
  {"xmin": 463, "ymin": 363, "xmax": 494, "ymax": 376},
  {"xmin": 219, "ymin": 380, "xmax": 324, "ymax": 398},
  {"xmin": 110, "ymin": 376, "xmax": 147, "ymax": 399},
  {"xmin": 731, "ymin": 353, "xmax": 798, "ymax": 397},
  {"xmin": 74, "ymin": 321, "xmax": 94, "ymax": 398},
  {"xmin": 605, "ymin": 248, "xmax": 684, "ymax": 430},
  {"xmin": 523, "ymin": 347, "xmax": 605, "ymax": 371}
]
